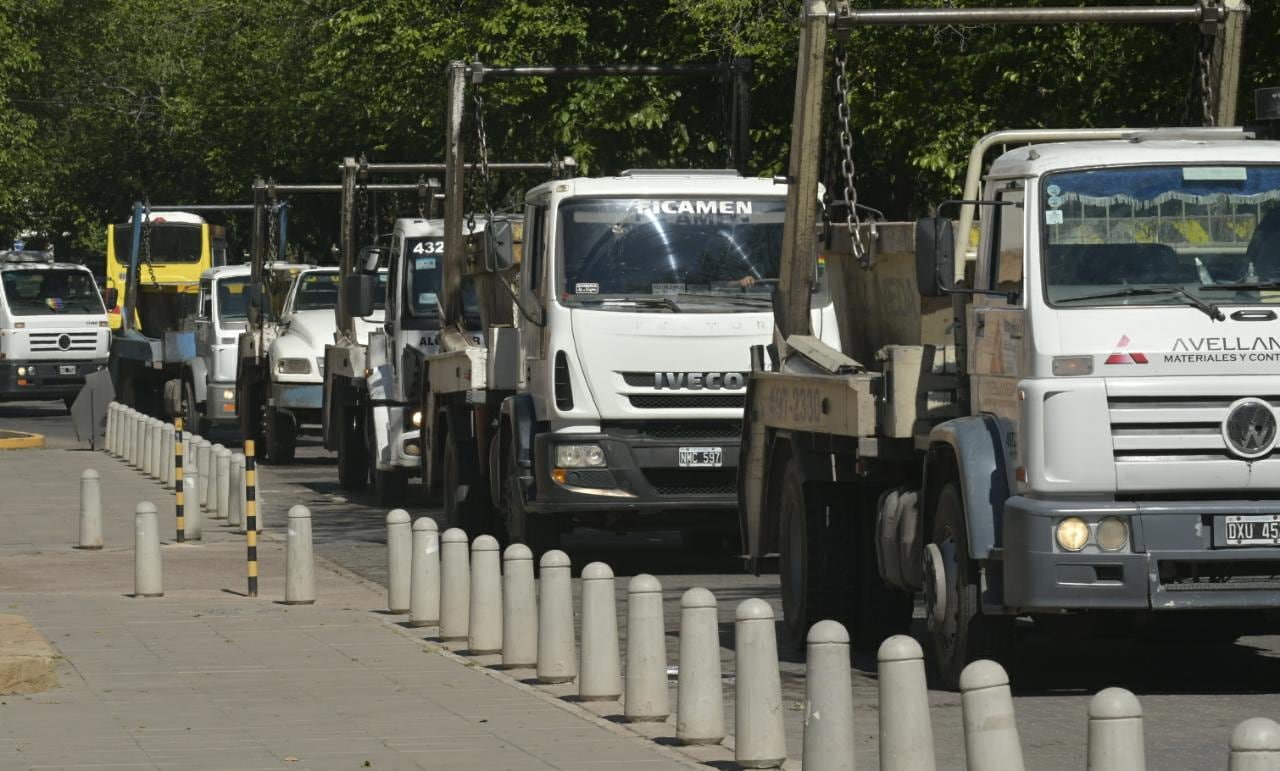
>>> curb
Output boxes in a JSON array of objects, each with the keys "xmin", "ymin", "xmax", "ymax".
[
  {"xmin": 0, "ymin": 615, "xmax": 59, "ymax": 695},
  {"xmin": 0, "ymin": 430, "xmax": 44, "ymax": 450}
]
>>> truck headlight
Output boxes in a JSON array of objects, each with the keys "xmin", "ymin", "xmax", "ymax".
[
  {"xmin": 1051, "ymin": 356, "xmax": 1094, "ymax": 377},
  {"xmin": 1097, "ymin": 517, "xmax": 1129, "ymax": 551},
  {"xmin": 276, "ymin": 358, "xmax": 312, "ymax": 375},
  {"xmin": 16, "ymin": 366, "xmax": 27, "ymax": 376},
  {"xmin": 221, "ymin": 389, "xmax": 235, "ymax": 401},
  {"xmin": 555, "ymin": 444, "xmax": 606, "ymax": 468},
  {"xmin": 1055, "ymin": 517, "xmax": 1090, "ymax": 552},
  {"xmin": 411, "ymin": 410, "xmax": 423, "ymax": 428}
]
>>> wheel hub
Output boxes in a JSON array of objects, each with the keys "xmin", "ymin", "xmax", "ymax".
[{"xmin": 923, "ymin": 542, "xmax": 947, "ymax": 629}]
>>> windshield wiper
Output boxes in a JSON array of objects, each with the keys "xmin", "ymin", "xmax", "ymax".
[
  {"xmin": 1058, "ymin": 286, "xmax": 1224, "ymax": 321},
  {"xmin": 1200, "ymin": 281, "xmax": 1280, "ymax": 291},
  {"xmin": 673, "ymin": 291, "xmax": 773, "ymax": 308},
  {"xmin": 570, "ymin": 296, "xmax": 681, "ymax": 312}
]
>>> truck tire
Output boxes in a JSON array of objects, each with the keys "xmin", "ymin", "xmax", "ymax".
[
  {"xmin": 777, "ymin": 455, "xmax": 850, "ymax": 648},
  {"xmin": 925, "ymin": 482, "xmax": 1013, "ymax": 690},
  {"xmin": 504, "ymin": 438, "xmax": 560, "ymax": 557},
  {"xmin": 263, "ymin": 405, "xmax": 296, "ymax": 465},
  {"xmin": 337, "ymin": 401, "xmax": 368, "ymax": 491},
  {"xmin": 444, "ymin": 435, "xmax": 494, "ymax": 535},
  {"xmin": 182, "ymin": 380, "xmax": 209, "ymax": 436},
  {"xmin": 365, "ymin": 403, "xmax": 406, "ymax": 506},
  {"xmin": 238, "ymin": 381, "xmax": 264, "ymax": 451}
]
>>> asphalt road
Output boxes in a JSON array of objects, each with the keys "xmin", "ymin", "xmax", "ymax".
[{"xmin": 6, "ymin": 398, "xmax": 1280, "ymax": 769}]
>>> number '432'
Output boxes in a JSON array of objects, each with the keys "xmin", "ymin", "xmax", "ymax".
[{"xmin": 413, "ymin": 240, "xmax": 444, "ymax": 254}]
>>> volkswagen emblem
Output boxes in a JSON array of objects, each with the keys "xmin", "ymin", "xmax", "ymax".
[
  {"xmin": 57, "ymin": 334, "xmax": 71, "ymax": 351},
  {"xmin": 1222, "ymin": 398, "xmax": 1278, "ymax": 460}
]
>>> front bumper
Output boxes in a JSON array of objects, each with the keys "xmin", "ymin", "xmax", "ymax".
[
  {"xmin": 205, "ymin": 381, "xmax": 238, "ymax": 422},
  {"xmin": 270, "ymin": 382, "xmax": 323, "ymax": 411},
  {"xmin": 0, "ymin": 359, "xmax": 108, "ymax": 400},
  {"xmin": 1003, "ymin": 496, "xmax": 1280, "ymax": 611},
  {"xmin": 525, "ymin": 428, "xmax": 740, "ymax": 516}
]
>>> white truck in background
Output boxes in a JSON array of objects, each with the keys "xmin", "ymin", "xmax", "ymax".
[{"xmin": 0, "ymin": 250, "xmax": 110, "ymax": 408}]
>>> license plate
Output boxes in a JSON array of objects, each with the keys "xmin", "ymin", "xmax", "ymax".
[
  {"xmin": 1222, "ymin": 514, "xmax": 1280, "ymax": 546},
  {"xmin": 678, "ymin": 447, "xmax": 723, "ymax": 468},
  {"xmin": 59, "ymin": 365, "xmax": 76, "ymax": 375}
]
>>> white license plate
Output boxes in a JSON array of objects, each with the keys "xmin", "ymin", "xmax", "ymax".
[
  {"xmin": 1223, "ymin": 514, "xmax": 1280, "ymax": 546},
  {"xmin": 59, "ymin": 365, "xmax": 76, "ymax": 375},
  {"xmin": 678, "ymin": 447, "xmax": 723, "ymax": 468}
]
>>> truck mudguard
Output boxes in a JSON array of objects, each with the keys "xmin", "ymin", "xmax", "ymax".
[
  {"xmin": 185, "ymin": 356, "xmax": 209, "ymax": 404},
  {"xmin": 925, "ymin": 414, "xmax": 1009, "ymax": 561},
  {"xmin": 494, "ymin": 393, "xmax": 538, "ymax": 507}
]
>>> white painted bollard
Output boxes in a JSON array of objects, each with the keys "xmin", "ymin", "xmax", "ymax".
[
  {"xmin": 579, "ymin": 561, "xmax": 621, "ymax": 701},
  {"xmin": 409, "ymin": 517, "xmax": 440, "ymax": 627},
  {"xmin": 386, "ymin": 509, "xmax": 412, "ymax": 614},
  {"xmin": 960, "ymin": 660, "xmax": 1025, "ymax": 771},
  {"xmin": 439, "ymin": 528, "xmax": 470, "ymax": 641},
  {"xmin": 182, "ymin": 471, "xmax": 202, "ymax": 540},
  {"xmin": 142, "ymin": 418, "xmax": 155, "ymax": 477},
  {"xmin": 215, "ymin": 447, "xmax": 232, "ymax": 521},
  {"xmin": 676, "ymin": 587, "xmax": 725, "ymax": 745},
  {"xmin": 132, "ymin": 411, "xmax": 144, "ymax": 468},
  {"xmin": 105, "ymin": 404, "xmax": 116, "ymax": 454},
  {"xmin": 734, "ymin": 598, "xmax": 786, "ymax": 769},
  {"xmin": 228, "ymin": 453, "xmax": 244, "ymax": 528},
  {"xmin": 77, "ymin": 469, "xmax": 103, "ymax": 550},
  {"xmin": 803, "ymin": 620, "xmax": 856, "ymax": 771},
  {"xmin": 1230, "ymin": 718, "xmax": 1280, "ymax": 771},
  {"xmin": 1087, "ymin": 687, "xmax": 1145, "ymax": 771},
  {"xmin": 501, "ymin": 543, "xmax": 537, "ymax": 667},
  {"xmin": 133, "ymin": 501, "xmax": 163, "ymax": 597},
  {"xmin": 208, "ymin": 444, "xmax": 226, "ymax": 517},
  {"xmin": 285, "ymin": 505, "xmax": 315, "ymax": 604},
  {"xmin": 108, "ymin": 405, "xmax": 119, "ymax": 456},
  {"xmin": 149, "ymin": 419, "xmax": 163, "ymax": 479},
  {"xmin": 468, "ymin": 535, "xmax": 502, "ymax": 654},
  {"xmin": 878, "ymin": 635, "xmax": 936, "ymax": 771},
  {"xmin": 163, "ymin": 423, "xmax": 175, "ymax": 487},
  {"xmin": 196, "ymin": 440, "xmax": 212, "ymax": 511},
  {"xmin": 536, "ymin": 550, "xmax": 576, "ymax": 683},
  {"xmin": 624, "ymin": 574, "xmax": 669, "ymax": 722}
]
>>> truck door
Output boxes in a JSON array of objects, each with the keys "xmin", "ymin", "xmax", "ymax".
[
  {"xmin": 969, "ymin": 184, "xmax": 1026, "ymax": 428},
  {"xmin": 195, "ymin": 278, "xmax": 214, "ymax": 362},
  {"xmin": 519, "ymin": 202, "xmax": 551, "ymax": 412}
]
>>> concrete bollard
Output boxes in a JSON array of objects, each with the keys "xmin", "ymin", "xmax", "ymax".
[
  {"xmin": 284, "ymin": 505, "xmax": 315, "ymax": 604},
  {"xmin": 676, "ymin": 587, "xmax": 725, "ymax": 745},
  {"xmin": 501, "ymin": 543, "xmax": 537, "ymax": 667},
  {"xmin": 536, "ymin": 550, "xmax": 576, "ymax": 684},
  {"xmin": 133, "ymin": 501, "xmax": 163, "ymax": 597},
  {"xmin": 439, "ymin": 528, "xmax": 470, "ymax": 641},
  {"xmin": 409, "ymin": 517, "xmax": 440, "ymax": 627},
  {"xmin": 133, "ymin": 411, "xmax": 145, "ymax": 468},
  {"xmin": 803, "ymin": 620, "xmax": 856, "ymax": 771},
  {"xmin": 624, "ymin": 574, "xmax": 669, "ymax": 722},
  {"xmin": 878, "ymin": 635, "xmax": 936, "ymax": 771},
  {"xmin": 1230, "ymin": 718, "xmax": 1280, "ymax": 771},
  {"xmin": 386, "ymin": 509, "xmax": 412, "ymax": 614},
  {"xmin": 77, "ymin": 469, "xmax": 103, "ymax": 550},
  {"xmin": 734, "ymin": 598, "xmax": 786, "ymax": 769},
  {"xmin": 197, "ymin": 440, "xmax": 212, "ymax": 511},
  {"xmin": 215, "ymin": 447, "xmax": 232, "ymax": 521},
  {"xmin": 142, "ymin": 418, "xmax": 155, "ymax": 476},
  {"xmin": 960, "ymin": 660, "xmax": 1025, "ymax": 771},
  {"xmin": 228, "ymin": 453, "xmax": 244, "ymax": 528},
  {"xmin": 150, "ymin": 419, "xmax": 163, "ymax": 479},
  {"xmin": 105, "ymin": 404, "xmax": 116, "ymax": 454},
  {"xmin": 163, "ymin": 423, "xmax": 175, "ymax": 487},
  {"xmin": 208, "ymin": 444, "xmax": 226, "ymax": 517},
  {"xmin": 468, "ymin": 535, "xmax": 503, "ymax": 654},
  {"xmin": 1087, "ymin": 687, "xmax": 1145, "ymax": 771},
  {"xmin": 108, "ymin": 405, "xmax": 119, "ymax": 456},
  {"xmin": 182, "ymin": 471, "xmax": 202, "ymax": 540},
  {"xmin": 579, "ymin": 561, "xmax": 621, "ymax": 701}
]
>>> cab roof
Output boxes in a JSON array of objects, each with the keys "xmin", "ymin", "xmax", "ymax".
[
  {"xmin": 525, "ymin": 172, "xmax": 783, "ymax": 201},
  {"xmin": 391, "ymin": 218, "xmax": 447, "ymax": 238},
  {"xmin": 988, "ymin": 137, "xmax": 1280, "ymax": 179}
]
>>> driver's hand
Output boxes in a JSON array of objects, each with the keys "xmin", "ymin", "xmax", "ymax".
[{"xmin": 738, "ymin": 275, "xmax": 757, "ymax": 288}]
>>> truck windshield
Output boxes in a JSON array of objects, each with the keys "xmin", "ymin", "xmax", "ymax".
[
  {"xmin": 1043, "ymin": 165, "xmax": 1280, "ymax": 307},
  {"xmin": 112, "ymin": 223, "xmax": 204, "ymax": 264},
  {"xmin": 295, "ymin": 271, "xmax": 386, "ymax": 314},
  {"xmin": 1, "ymin": 269, "xmax": 105, "ymax": 316},
  {"xmin": 557, "ymin": 197, "xmax": 786, "ymax": 310},
  {"xmin": 216, "ymin": 276, "xmax": 250, "ymax": 322},
  {"xmin": 406, "ymin": 237, "xmax": 479, "ymax": 322}
]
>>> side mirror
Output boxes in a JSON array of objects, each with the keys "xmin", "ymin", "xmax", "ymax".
[
  {"xmin": 343, "ymin": 273, "xmax": 377, "ymax": 319},
  {"xmin": 483, "ymin": 218, "xmax": 516, "ymax": 272},
  {"xmin": 246, "ymin": 285, "xmax": 263, "ymax": 325},
  {"xmin": 358, "ymin": 246, "xmax": 384, "ymax": 274},
  {"xmin": 914, "ymin": 217, "xmax": 955, "ymax": 297},
  {"xmin": 103, "ymin": 287, "xmax": 119, "ymax": 310}
]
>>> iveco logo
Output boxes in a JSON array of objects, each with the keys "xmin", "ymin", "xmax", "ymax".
[
  {"xmin": 653, "ymin": 372, "xmax": 746, "ymax": 390},
  {"xmin": 1222, "ymin": 398, "xmax": 1278, "ymax": 460}
]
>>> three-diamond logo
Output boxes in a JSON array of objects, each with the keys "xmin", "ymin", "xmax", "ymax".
[{"xmin": 1104, "ymin": 335, "xmax": 1148, "ymax": 365}]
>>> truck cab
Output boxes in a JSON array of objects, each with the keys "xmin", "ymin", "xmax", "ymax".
[{"xmin": 0, "ymin": 251, "xmax": 110, "ymax": 407}]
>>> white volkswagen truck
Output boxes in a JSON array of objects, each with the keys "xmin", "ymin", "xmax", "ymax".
[
  {"xmin": 424, "ymin": 170, "xmax": 838, "ymax": 553},
  {"xmin": 0, "ymin": 251, "xmax": 110, "ymax": 408}
]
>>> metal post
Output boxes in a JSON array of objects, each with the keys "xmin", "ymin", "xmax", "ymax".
[
  {"xmin": 440, "ymin": 61, "xmax": 468, "ymax": 331},
  {"xmin": 244, "ymin": 439, "xmax": 258, "ymax": 597},
  {"xmin": 173, "ymin": 418, "xmax": 185, "ymax": 543},
  {"xmin": 337, "ymin": 158, "xmax": 358, "ymax": 340},
  {"xmin": 1210, "ymin": 0, "xmax": 1250, "ymax": 127}
]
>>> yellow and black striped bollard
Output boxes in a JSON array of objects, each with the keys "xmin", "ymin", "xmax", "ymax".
[
  {"xmin": 245, "ymin": 439, "xmax": 258, "ymax": 597},
  {"xmin": 174, "ymin": 418, "xmax": 185, "ymax": 543}
]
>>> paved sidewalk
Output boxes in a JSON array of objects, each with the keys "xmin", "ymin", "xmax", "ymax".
[{"xmin": 0, "ymin": 448, "xmax": 690, "ymax": 771}]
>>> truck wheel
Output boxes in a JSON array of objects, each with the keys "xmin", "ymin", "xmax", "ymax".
[
  {"xmin": 365, "ymin": 403, "xmax": 406, "ymax": 506},
  {"xmin": 238, "ymin": 382, "xmax": 264, "ymax": 451},
  {"xmin": 337, "ymin": 401, "xmax": 368, "ymax": 491},
  {"xmin": 925, "ymin": 482, "xmax": 1012, "ymax": 690},
  {"xmin": 182, "ymin": 380, "xmax": 208, "ymax": 436},
  {"xmin": 777, "ymin": 455, "xmax": 850, "ymax": 648},
  {"xmin": 263, "ymin": 406, "xmax": 296, "ymax": 465},
  {"xmin": 444, "ymin": 436, "xmax": 494, "ymax": 534},
  {"xmin": 504, "ymin": 439, "xmax": 560, "ymax": 556},
  {"xmin": 850, "ymin": 491, "xmax": 915, "ymax": 650}
]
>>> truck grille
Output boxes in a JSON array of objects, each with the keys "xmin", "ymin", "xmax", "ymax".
[
  {"xmin": 629, "ymin": 394, "xmax": 745, "ymax": 410},
  {"xmin": 1108, "ymin": 394, "xmax": 1280, "ymax": 462},
  {"xmin": 643, "ymin": 469, "xmax": 737, "ymax": 496},
  {"xmin": 29, "ymin": 332, "xmax": 98, "ymax": 352}
]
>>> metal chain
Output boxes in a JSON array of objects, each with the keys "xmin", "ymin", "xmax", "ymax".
[
  {"xmin": 417, "ymin": 176, "xmax": 428, "ymax": 218},
  {"xmin": 1197, "ymin": 34, "xmax": 1215, "ymax": 127},
  {"xmin": 468, "ymin": 91, "xmax": 494, "ymax": 233},
  {"xmin": 833, "ymin": 43, "xmax": 867, "ymax": 265},
  {"xmin": 267, "ymin": 202, "xmax": 278, "ymax": 264},
  {"xmin": 141, "ymin": 207, "xmax": 158, "ymax": 286},
  {"xmin": 357, "ymin": 179, "xmax": 370, "ymax": 242}
]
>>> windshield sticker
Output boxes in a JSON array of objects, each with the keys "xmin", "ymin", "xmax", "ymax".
[
  {"xmin": 1044, "ymin": 210, "xmax": 1064, "ymax": 225},
  {"xmin": 1047, "ymin": 195, "xmax": 1063, "ymax": 209},
  {"xmin": 652, "ymin": 282, "xmax": 685, "ymax": 295},
  {"xmin": 1183, "ymin": 166, "xmax": 1248, "ymax": 182},
  {"xmin": 414, "ymin": 257, "xmax": 437, "ymax": 270},
  {"xmin": 1046, "ymin": 184, "xmax": 1061, "ymax": 197},
  {"xmin": 417, "ymin": 292, "xmax": 437, "ymax": 306},
  {"xmin": 575, "ymin": 282, "xmax": 599, "ymax": 294}
]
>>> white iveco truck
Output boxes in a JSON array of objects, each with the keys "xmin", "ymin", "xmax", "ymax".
[
  {"xmin": 0, "ymin": 250, "xmax": 110, "ymax": 408},
  {"xmin": 737, "ymin": 0, "xmax": 1272, "ymax": 689},
  {"xmin": 424, "ymin": 170, "xmax": 839, "ymax": 552}
]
